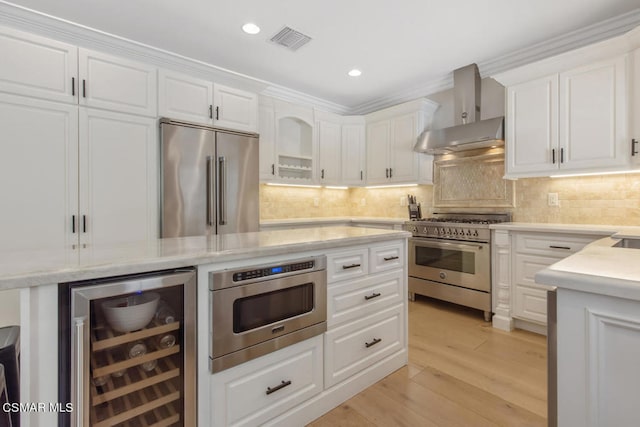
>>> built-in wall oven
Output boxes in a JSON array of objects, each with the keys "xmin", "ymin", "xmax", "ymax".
[
  {"xmin": 210, "ymin": 256, "xmax": 326, "ymax": 373},
  {"xmin": 404, "ymin": 213, "xmax": 510, "ymax": 321},
  {"xmin": 59, "ymin": 268, "xmax": 196, "ymax": 427}
]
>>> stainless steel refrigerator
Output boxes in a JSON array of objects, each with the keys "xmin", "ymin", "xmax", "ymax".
[{"xmin": 159, "ymin": 118, "xmax": 259, "ymax": 237}]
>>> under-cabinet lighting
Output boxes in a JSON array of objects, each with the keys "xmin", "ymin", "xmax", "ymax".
[
  {"xmin": 265, "ymin": 183, "xmax": 322, "ymax": 188},
  {"xmin": 365, "ymin": 183, "xmax": 419, "ymax": 189},
  {"xmin": 550, "ymin": 170, "xmax": 640, "ymax": 178},
  {"xmin": 324, "ymin": 186, "xmax": 349, "ymax": 190}
]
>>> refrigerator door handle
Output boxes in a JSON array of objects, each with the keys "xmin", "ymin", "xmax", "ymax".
[
  {"xmin": 218, "ymin": 156, "xmax": 227, "ymax": 225},
  {"xmin": 206, "ymin": 156, "xmax": 214, "ymax": 226}
]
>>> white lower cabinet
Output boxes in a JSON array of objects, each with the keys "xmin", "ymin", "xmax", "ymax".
[
  {"xmin": 206, "ymin": 240, "xmax": 408, "ymax": 426},
  {"xmin": 492, "ymin": 229, "xmax": 603, "ymax": 332},
  {"xmin": 324, "ymin": 304, "xmax": 404, "ymax": 388},
  {"xmin": 327, "ymin": 270, "xmax": 403, "ymax": 327},
  {"xmin": 210, "ymin": 335, "xmax": 323, "ymax": 427}
]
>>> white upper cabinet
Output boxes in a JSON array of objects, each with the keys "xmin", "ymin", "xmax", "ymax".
[
  {"xmin": 258, "ymin": 99, "xmax": 277, "ymax": 181},
  {"xmin": 78, "ymin": 48, "xmax": 157, "ymax": 117},
  {"xmin": 0, "ymin": 26, "xmax": 77, "ymax": 104},
  {"xmin": 365, "ymin": 100, "xmax": 438, "ymax": 186},
  {"xmin": 506, "ymin": 74, "xmax": 559, "ymax": 175},
  {"xmin": 366, "ymin": 120, "xmax": 392, "ymax": 185},
  {"xmin": 341, "ymin": 122, "xmax": 366, "ymax": 186},
  {"xmin": 0, "ymin": 93, "xmax": 78, "ymax": 251},
  {"xmin": 213, "ymin": 83, "xmax": 258, "ymax": 132},
  {"xmin": 158, "ymin": 71, "xmax": 258, "ymax": 132},
  {"xmin": 79, "ymin": 108, "xmax": 158, "ymax": 247},
  {"xmin": 389, "ymin": 112, "xmax": 421, "ymax": 182},
  {"xmin": 559, "ymin": 56, "xmax": 628, "ymax": 171},
  {"xmin": 158, "ymin": 69, "xmax": 213, "ymax": 123},
  {"xmin": 633, "ymin": 48, "xmax": 640, "ymax": 165},
  {"xmin": 317, "ymin": 117, "xmax": 342, "ymax": 185},
  {"xmin": 504, "ymin": 54, "xmax": 630, "ymax": 178}
]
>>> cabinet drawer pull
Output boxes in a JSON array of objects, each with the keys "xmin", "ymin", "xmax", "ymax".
[
  {"xmin": 82, "ymin": 215, "xmax": 87, "ymax": 233},
  {"xmin": 549, "ymin": 245, "xmax": 571, "ymax": 250},
  {"xmin": 560, "ymin": 147, "xmax": 564, "ymax": 163},
  {"xmin": 209, "ymin": 105, "xmax": 213, "ymax": 119},
  {"xmin": 360, "ymin": 170, "xmax": 363, "ymax": 180},
  {"xmin": 389, "ymin": 168, "xmax": 393, "ymax": 178},
  {"xmin": 215, "ymin": 106, "xmax": 219, "ymax": 120},
  {"xmin": 71, "ymin": 77, "xmax": 75, "ymax": 96},
  {"xmin": 321, "ymin": 169, "xmax": 325, "ymax": 179},
  {"xmin": 383, "ymin": 256, "xmax": 399, "ymax": 261},
  {"xmin": 82, "ymin": 79, "xmax": 86, "ymax": 98},
  {"xmin": 364, "ymin": 292, "xmax": 381, "ymax": 301},
  {"xmin": 271, "ymin": 164, "xmax": 275, "ymax": 175},
  {"xmin": 552, "ymin": 148, "xmax": 556, "ymax": 164},
  {"xmin": 342, "ymin": 263, "xmax": 361, "ymax": 270},
  {"xmin": 72, "ymin": 215, "xmax": 76, "ymax": 234},
  {"xmin": 365, "ymin": 338, "xmax": 382, "ymax": 348},
  {"xmin": 385, "ymin": 168, "xmax": 389, "ymax": 178},
  {"xmin": 632, "ymin": 139, "xmax": 638, "ymax": 156},
  {"xmin": 266, "ymin": 380, "xmax": 291, "ymax": 395}
]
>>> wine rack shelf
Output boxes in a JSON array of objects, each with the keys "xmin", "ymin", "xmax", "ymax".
[{"xmin": 90, "ymin": 320, "xmax": 182, "ymax": 426}]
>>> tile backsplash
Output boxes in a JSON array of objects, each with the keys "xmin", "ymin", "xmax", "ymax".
[{"xmin": 260, "ymin": 172, "xmax": 640, "ymax": 226}]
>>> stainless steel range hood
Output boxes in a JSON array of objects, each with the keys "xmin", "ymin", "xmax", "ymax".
[{"xmin": 415, "ymin": 64, "xmax": 504, "ymax": 155}]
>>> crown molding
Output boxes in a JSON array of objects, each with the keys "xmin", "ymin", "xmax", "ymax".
[{"xmin": 0, "ymin": 1, "xmax": 639, "ymax": 116}]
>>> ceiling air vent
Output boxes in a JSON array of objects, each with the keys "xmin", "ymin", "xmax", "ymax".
[{"xmin": 270, "ymin": 26, "xmax": 312, "ymax": 51}]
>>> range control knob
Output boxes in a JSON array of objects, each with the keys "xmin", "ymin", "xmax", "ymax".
[{"xmin": 473, "ymin": 230, "xmax": 479, "ymax": 237}]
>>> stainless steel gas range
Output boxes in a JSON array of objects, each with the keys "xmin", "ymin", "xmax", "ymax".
[{"xmin": 403, "ymin": 212, "xmax": 511, "ymax": 321}]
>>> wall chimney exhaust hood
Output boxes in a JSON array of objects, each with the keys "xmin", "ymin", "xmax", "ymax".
[{"xmin": 414, "ymin": 63, "xmax": 504, "ymax": 155}]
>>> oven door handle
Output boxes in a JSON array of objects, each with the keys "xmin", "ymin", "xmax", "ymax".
[{"xmin": 411, "ymin": 238, "xmax": 487, "ymax": 252}]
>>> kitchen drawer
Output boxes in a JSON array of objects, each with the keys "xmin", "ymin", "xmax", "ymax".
[
  {"xmin": 514, "ymin": 254, "xmax": 557, "ymax": 291},
  {"xmin": 513, "ymin": 284, "xmax": 548, "ymax": 324},
  {"xmin": 515, "ymin": 233, "xmax": 598, "ymax": 258},
  {"xmin": 326, "ymin": 248, "xmax": 368, "ymax": 282},
  {"xmin": 369, "ymin": 242, "xmax": 404, "ymax": 274},
  {"xmin": 211, "ymin": 335, "xmax": 323, "ymax": 427},
  {"xmin": 327, "ymin": 270, "xmax": 404, "ymax": 327},
  {"xmin": 324, "ymin": 304, "xmax": 404, "ymax": 388}
]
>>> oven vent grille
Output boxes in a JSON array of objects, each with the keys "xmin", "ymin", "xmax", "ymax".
[{"xmin": 270, "ymin": 26, "xmax": 312, "ymax": 51}]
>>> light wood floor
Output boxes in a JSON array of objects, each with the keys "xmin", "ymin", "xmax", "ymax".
[{"xmin": 309, "ymin": 296, "xmax": 548, "ymax": 427}]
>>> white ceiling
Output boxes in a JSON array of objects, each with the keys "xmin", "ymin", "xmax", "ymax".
[{"xmin": 3, "ymin": 0, "xmax": 640, "ymax": 112}]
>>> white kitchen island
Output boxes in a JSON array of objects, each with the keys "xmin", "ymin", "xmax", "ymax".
[
  {"xmin": 0, "ymin": 226, "xmax": 410, "ymax": 427},
  {"xmin": 535, "ymin": 231, "xmax": 640, "ymax": 427}
]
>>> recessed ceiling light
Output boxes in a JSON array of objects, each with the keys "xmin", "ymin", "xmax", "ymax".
[
  {"xmin": 348, "ymin": 69, "xmax": 362, "ymax": 77},
  {"xmin": 242, "ymin": 23, "xmax": 261, "ymax": 35}
]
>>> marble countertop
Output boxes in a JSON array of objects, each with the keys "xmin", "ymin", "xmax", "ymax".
[
  {"xmin": 489, "ymin": 222, "xmax": 628, "ymax": 235},
  {"xmin": 260, "ymin": 217, "xmax": 406, "ymax": 227},
  {"xmin": 536, "ymin": 230, "xmax": 640, "ymax": 301},
  {"xmin": 0, "ymin": 226, "xmax": 410, "ymax": 291}
]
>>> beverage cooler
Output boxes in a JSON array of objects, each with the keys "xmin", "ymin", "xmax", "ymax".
[{"xmin": 59, "ymin": 269, "xmax": 196, "ymax": 427}]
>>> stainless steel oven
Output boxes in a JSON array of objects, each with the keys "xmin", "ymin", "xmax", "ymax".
[
  {"xmin": 210, "ymin": 256, "xmax": 326, "ymax": 373},
  {"xmin": 404, "ymin": 212, "xmax": 510, "ymax": 321},
  {"xmin": 409, "ymin": 238, "xmax": 490, "ymax": 292}
]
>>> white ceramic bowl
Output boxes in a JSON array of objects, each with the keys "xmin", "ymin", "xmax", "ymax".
[{"xmin": 102, "ymin": 292, "xmax": 160, "ymax": 333}]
